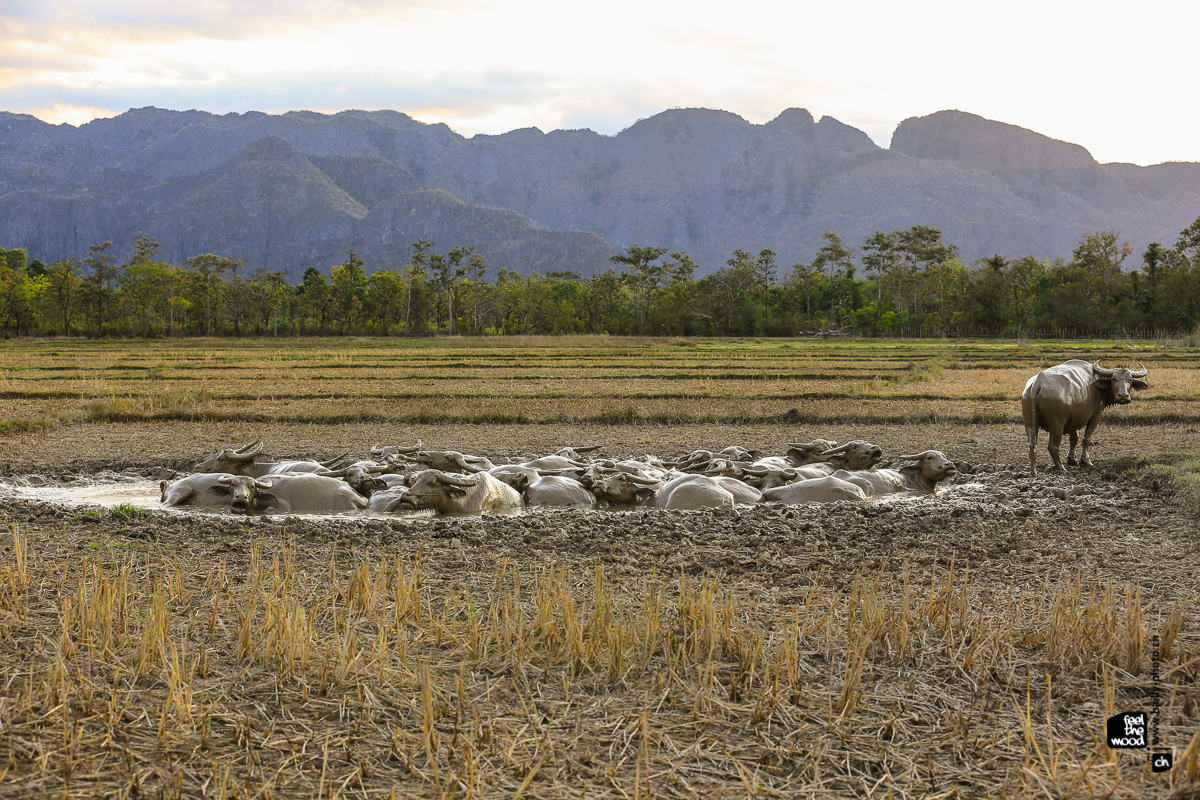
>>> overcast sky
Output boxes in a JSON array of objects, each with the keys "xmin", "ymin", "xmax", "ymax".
[{"xmin": 2, "ymin": 0, "xmax": 1194, "ymax": 166}]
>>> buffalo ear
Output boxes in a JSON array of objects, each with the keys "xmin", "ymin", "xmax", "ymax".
[
  {"xmin": 1132, "ymin": 379, "xmax": 1149, "ymax": 390},
  {"xmin": 255, "ymin": 493, "xmax": 276, "ymax": 510},
  {"xmin": 1094, "ymin": 377, "xmax": 1112, "ymax": 390},
  {"xmin": 446, "ymin": 485, "xmax": 469, "ymax": 498},
  {"xmin": 210, "ymin": 484, "xmax": 232, "ymax": 496}
]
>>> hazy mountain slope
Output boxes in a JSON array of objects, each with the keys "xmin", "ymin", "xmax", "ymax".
[{"xmin": 1, "ymin": 106, "xmax": 1197, "ymax": 276}]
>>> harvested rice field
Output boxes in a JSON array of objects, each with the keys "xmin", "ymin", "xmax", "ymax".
[{"xmin": 0, "ymin": 335, "xmax": 1198, "ymax": 798}]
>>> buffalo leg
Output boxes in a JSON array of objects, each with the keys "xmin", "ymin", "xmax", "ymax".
[
  {"xmin": 1080, "ymin": 417, "xmax": 1102, "ymax": 467},
  {"xmin": 1046, "ymin": 428, "xmax": 1066, "ymax": 473},
  {"xmin": 1066, "ymin": 431, "xmax": 1079, "ymax": 466},
  {"xmin": 1026, "ymin": 428, "xmax": 1039, "ymax": 476}
]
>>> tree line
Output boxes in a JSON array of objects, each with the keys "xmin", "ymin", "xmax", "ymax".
[{"xmin": 3, "ymin": 218, "xmax": 1200, "ymax": 338}]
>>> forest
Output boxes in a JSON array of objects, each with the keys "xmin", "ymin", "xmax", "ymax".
[{"xmin": 3, "ymin": 217, "xmax": 1200, "ymax": 339}]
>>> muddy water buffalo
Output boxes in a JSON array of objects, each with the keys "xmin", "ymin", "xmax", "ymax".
[
  {"xmin": 400, "ymin": 470, "xmax": 523, "ymax": 515},
  {"xmin": 831, "ymin": 450, "xmax": 957, "ymax": 497},
  {"xmin": 161, "ymin": 473, "xmax": 368, "ymax": 513},
  {"xmin": 1021, "ymin": 360, "xmax": 1148, "ymax": 475},
  {"xmin": 193, "ymin": 441, "xmax": 350, "ymax": 477},
  {"xmin": 524, "ymin": 475, "xmax": 596, "ymax": 508},
  {"xmin": 650, "ymin": 474, "xmax": 761, "ymax": 510},
  {"xmin": 415, "ymin": 451, "xmax": 496, "ymax": 473},
  {"xmin": 761, "ymin": 475, "xmax": 867, "ymax": 505}
]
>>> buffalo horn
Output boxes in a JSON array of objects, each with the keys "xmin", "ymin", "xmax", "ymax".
[
  {"xmin": 1131, "ymin": 362, "xmax": 1148, "ymax": 378},
  {"xmin": 370, "ymin": 440, "xmax": 421, "ymax": 455},
  {"xmin": 624, "ymin": 473, "xmax": 661, "ymax": 486},
  {"xmin": 318, "ymin": 453, "xmax": 350, "ymax": 468},
  {"xmin": 453, "ymin": 455, "xmax": 487, "ymax": 473},
  {"xmin": 226, "ymin": 441, "xmax": 264, "ymax": 462},
  {"xmin": 819, "ymin": 442, "xmax": 853, "ymax": 456},
  {"xmin": 896, "ymin": 451, "xmax": 936, "ymax": 461},
  {"xmin": 253, "ymin": 477, "xmax": 274, "ymax": 489},
  {"xmin": 1091, "ymin": 360, "xmax": 1116, "ymax": 378},
  {"xmin": 435, "ymin": 471, "xmax": 479, "ymax": 487}
]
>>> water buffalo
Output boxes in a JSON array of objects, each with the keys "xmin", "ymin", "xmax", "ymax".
[
  {"xmin": 369, "ymin": 441, "xmax": 422, "ymax": 459},
  {"xmin": 651, "ymin": 474, "xmax": 761, "ymax": 510},
  {"xmin": 161, "ymin": 473, "xmax": 368, "ymax": 513},
  {"xmin": 415, "ymin": 450, "xmax": 495, "ymax": 473},
  {"xmin": 761, "ymin": 475, "xmax": 867, "ymax": 505},
  {"xmin": 400, "ymin": 470, "xmax": 523, "ymax": 515},
  {"xmin": 1021, "ymin": 360, "xmax": 1148, "ymax": 475},
  {"xmin": 831, "ymin": 450, "xmax": 957, "ymax": 497},
  {"xmin": 193, "ymin": 441, "xmax": 350, "ymax": 477},
  {"xmin": 582, "ymin": 468, "xmax": 662, "ymax": 506},
  {"xmin": 524, "ymin": 475, "xmax": 596, "ymax": 508}
]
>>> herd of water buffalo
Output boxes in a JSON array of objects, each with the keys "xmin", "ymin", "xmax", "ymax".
[
  {"xmin": 158, "ymin": 358, "xmax": 1149, "ymax": 516},
  {"xmin": 159, "ymin": 438, "xmax": 962, "ymax": 515}
]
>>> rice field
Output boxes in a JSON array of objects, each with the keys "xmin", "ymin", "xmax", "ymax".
[
  {"xmin": 1, "ymin": 335, "xmax": 1199, "ymax": 798},
  {"xmin": 1, "ymin": 335, "xmax": 1196, "ymax": 428}
]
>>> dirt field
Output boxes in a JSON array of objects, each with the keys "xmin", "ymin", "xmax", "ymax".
[
  {"xmin": 1, "ymin": 336, "xmax": 1199, "ymax": 798},
  {"xmin": 1, "ymin": 416, "xmax": 1199, "ymax": 799}
]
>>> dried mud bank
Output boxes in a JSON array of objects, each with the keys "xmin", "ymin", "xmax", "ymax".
[{"xmin": 2, "ymin": 420, "xmax": 1199, "ymax": 798}]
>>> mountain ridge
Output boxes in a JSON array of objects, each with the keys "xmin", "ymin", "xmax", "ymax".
[{"xmin": 0, "ymin": 106, "xmax": 1197, "ymax": 276}]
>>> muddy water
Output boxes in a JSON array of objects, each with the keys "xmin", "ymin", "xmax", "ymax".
[
  {"xmin": 0, "ymin": 476, "xmax": 164, "ymax": 510},
  {"xmin": 0, "ymin": 469, "xmax": 1047, "ymax": 522}
]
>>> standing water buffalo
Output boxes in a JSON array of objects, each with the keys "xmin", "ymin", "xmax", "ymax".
[{"xmin": 1021, "ymin": 360, "xmax": 1148, "ymax": 475}]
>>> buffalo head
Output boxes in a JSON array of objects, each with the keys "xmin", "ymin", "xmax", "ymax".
[
  {"xmin": 400, "ymin": 470, "xmax": 480, "ymax": 509},
  {"xmin": 820, "ymin": 440, "xmax": 883, "ymax": 470},
  {"xmin": 213, "ymin": 474, "xmax": 274, "ymax": 513},
  {"xmin": 194, "ymin": 441, "xmax": 264, "ymax": 474},
  {"xmin": 895, "ymin": 450, "xmax": 957, "ymax": 493},
  {"xmin": 1092, "ymin": 361, "xmax": 1148, "ymax": 405}
]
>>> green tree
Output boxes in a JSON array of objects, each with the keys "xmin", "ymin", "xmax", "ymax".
[
  {"xmin": 119, "ymin": 236, "xmax": 169, "ymax": 336},
  {"xmin": 701, "ymin": 250, "xmax": 758, "ymax": 334},
  {"xmin": 753, "ymin": 248, "xmax": 777, "ymax": 332},
  {"xmin": 367, "ymin": 269, "xmax": 404, "ymax": 334},
  {"xmin": 582, "ymin": 269, "xmax": 623, "ymax": 333},
  {"xmin": 223, "ymin": 258, "xmax": 250, "ymax": 336},
  {"xmin": 250, "ymin": 268, "xmax": 290, "ymax": 335},
  {"xmin": 330, "ymin": 251, "xmax": 369, "ymax": 334},
  {"xmin": 298, "ymin": 267, "xmax": 331, "ymax": 334},
  {"xmin": 404, "ymin": 240, "xmax": 433, "ymax": 335},
  {"xmin": 184, "ymin": 254, "xmax": 231, "ymax": 335},
  {"xmin": 860, "ymin": 231, "xmax": 898, "ymax": 306},
  {"xmin": 610, "ymin": 245, "xmax": 669, "ymax": 334},
  {"xmin": 45, "ymin": 258, "xmax": 83, "ymax": 335},
  {"xmin": 0, "ymin": 258, "xmax": 32, "ymax": 334},
  {"xmin": 81, "ymin": 241, "xmax": 119, "ymax": 335},
  {"xmin": 461, "ymin": 250, "xmax": 490, "ymax": 335}
]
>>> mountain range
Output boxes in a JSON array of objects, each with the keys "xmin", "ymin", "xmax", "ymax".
[{"xmin": 1, "ymin": 106, "xmax": 1197, "ymax": 278}]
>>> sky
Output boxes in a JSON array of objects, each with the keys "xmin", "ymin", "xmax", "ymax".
[{"xmin": 1, "ymin": 0, "xmax": 1195, "ymax": 166}]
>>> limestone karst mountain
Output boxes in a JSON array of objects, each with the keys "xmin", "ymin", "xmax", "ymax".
[{"xmin": 1, "ymin": 106, "xmax": 1197, "ymax": 276}]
